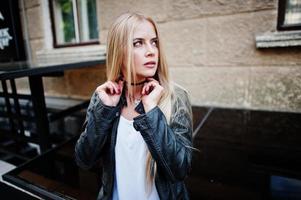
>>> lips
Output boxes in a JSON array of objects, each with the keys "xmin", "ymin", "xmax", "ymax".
[{"xmin": 144, "ymin": 61, "xmax": 156, "ymax": 67}]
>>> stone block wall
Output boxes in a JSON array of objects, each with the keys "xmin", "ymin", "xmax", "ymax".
[{"xmin": 19, "ymin": 0, "xmax": 301, "ymax": 112}]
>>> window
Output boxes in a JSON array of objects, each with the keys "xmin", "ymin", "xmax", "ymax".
[
  {"xmin": 277, "ymin": 0, "xmax": 301, "ymax": 30},
  {"xmin": 49, "ymin": 0, "xmax": 99, "ymax": 47}
]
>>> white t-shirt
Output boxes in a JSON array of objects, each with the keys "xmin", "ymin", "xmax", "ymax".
[{"xmin": 112, "ymin": 115, "xmax": 160, "ymax": 200}]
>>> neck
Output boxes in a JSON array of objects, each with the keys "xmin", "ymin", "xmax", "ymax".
[
  {"xmin": 124, "ymin": 84, "xmax": 143, "ymax": 103},
  {"xmin": 130, "ymin": 79, "xmax": 147, "ymax": 86},
  {"xmin": 124, "ymin": 79, "xmax": 146, "ymax": 97},
  {"xmin": 133, "ymin": 85, "xmax": 143, "ymax": 99},
  {"xmin": 124, "ymin": 78, "xmax": 147, "ymax": 86}
]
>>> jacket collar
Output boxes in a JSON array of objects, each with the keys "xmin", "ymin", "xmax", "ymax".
[{"xmin": 118, "ymin": 88, "xmax": 145, "ymax": 115}]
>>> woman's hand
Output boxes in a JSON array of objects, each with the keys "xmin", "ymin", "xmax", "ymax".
[
  {"xmin": 141, "ymin": 78, "xmax": 164, "ymax": 112},
  {"xmin": 96, "ymin": 80, "xmax": 124, "ymax": 107}
]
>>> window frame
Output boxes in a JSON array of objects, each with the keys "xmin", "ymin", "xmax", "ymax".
[
  {"xmin": 277, "ymin": 0, "xmax": 301, "ymax": 31},
  {"xmin": 49, "ymin": 0, "xmax": 99, "ymax": 48}
]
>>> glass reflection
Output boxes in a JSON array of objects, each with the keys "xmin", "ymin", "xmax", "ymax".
[{"xmin": 3, "ymin": 106, "xmax": 301, "ymax": 200}]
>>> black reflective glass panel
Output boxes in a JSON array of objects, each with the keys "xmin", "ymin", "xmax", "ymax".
[{"xmin": 3, "ymin": 106, "xmax": 301, "ymax": 200}]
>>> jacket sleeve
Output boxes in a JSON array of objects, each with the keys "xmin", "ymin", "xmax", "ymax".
[
  {"xmin": 133, "ymin": 91, "xmax": 193, "ymax": 182},
  {"xmin": 74, "ymin": 92, "xmax": 119, "ymax": 169}
]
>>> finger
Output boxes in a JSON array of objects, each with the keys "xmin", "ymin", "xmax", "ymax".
[
  {"xmin": 109, "ymin": 81, "xmax": 119, "ymax": 94},
  {"xmin": 142, "ymin": 82, "xmax": 150, "ymax": 95},
  {"xmin": 110, "ymin": 81, "xmax": 121, "ymax": 94},
  {"xmin": 111, "ymin": 81, "xmax": 120, "ymax": 94},
  {"xmin": 141, "ymin": 85, "xmax": 145, "ymax": 95},
  {"xmin": 118, "ymin": 80, "xmax": 124, "ymax": 92},
  {"xmin": 147, "ymin": 80, "xmax": 159, "ymax": 90},
  {"xmin": 106, "ymin": 83, "xmax": 114, "ymax": 95},
  {"xmin": 147, "ymin": 81, "xmax": 155, "ymax": 90},
  {"xmin": 148, "ymin": 82, "xmax": 158, "ymax": 93},
  {"xmin": 148, "ymin": 85, "xmax": 155, "ymax": 94},
  {"xmin": 97, "ymin": 82, "xmax": 109, "ymax": 92},
  {"xmin": 142, "ymin": 82, "xmax": 148, "ymax": 95},
  {"xmin": 145, "ymin": 82, "xmax": 153, "ymax": 94},
  {"xmin": 145, "ymin": 85, "xmax": 150, "ymax": 95}
]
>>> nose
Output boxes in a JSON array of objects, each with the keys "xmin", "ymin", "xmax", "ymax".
[{"xmin": 145, "ymin": 43, "xmax": 155, "ymax": 57}]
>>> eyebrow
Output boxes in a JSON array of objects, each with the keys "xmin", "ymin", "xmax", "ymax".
[{"xmin": 133, "ymin": 37, "xmax": 158, "ymax": 41}]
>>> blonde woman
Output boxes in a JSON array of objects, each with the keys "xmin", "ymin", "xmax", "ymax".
[{"xmin": 75, "ymin": 12, "xmax": 193, "ymax": 200}]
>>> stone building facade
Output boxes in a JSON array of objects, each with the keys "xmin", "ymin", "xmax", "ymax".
[{"xmin": 20, "ymin": 0, "xmax": 301, "ymax": 113}]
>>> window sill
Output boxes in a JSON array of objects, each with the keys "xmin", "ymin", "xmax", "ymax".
[
  {"xmin": 255, "ymin": 30, "xmax": 301, "ymax": 48},
  {"xmin": 36, "ymin": 45, "xmax": 106, "ymax": 66}
]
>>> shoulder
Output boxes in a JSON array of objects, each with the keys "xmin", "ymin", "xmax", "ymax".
[
  {"xmin": 171, "ymin": 82, "xmax": 192, "ymax": 114},
  {"xmin": 172, "ymin": 82, "xmax": 191, "ymax": 105},
  {"xmin": 169, "ymin": 83, "xmax": 193, "ymax": 127}
]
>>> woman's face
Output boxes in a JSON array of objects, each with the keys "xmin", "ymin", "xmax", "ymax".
[{"xmin": 123, "ymin": 20, "xmax": 159, "ymax": 82}]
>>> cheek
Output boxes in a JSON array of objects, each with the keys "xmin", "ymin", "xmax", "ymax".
[
  {"xmin": 134, "ymin": 51, "xmax": 143, "ymax": 65},
  {"xmin": 155, "ymin": 48, "xmax": 159, "ymax": 58}
]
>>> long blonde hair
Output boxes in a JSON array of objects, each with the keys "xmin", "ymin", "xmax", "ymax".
[{"xmin": 106, "ymin": 12, "xmax": 174, "ymax": 191}]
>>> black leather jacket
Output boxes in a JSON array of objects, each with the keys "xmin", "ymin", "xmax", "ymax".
[{"xmin": 75, "ymin": 85, "xmax": 193, "ymax": 200}]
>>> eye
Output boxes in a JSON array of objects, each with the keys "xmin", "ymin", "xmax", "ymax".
[
  {"xmin": 151, "ymin": 39, "xmax": 158, "ymax": 47},
  {"xmin": 133, "ymin": 41, "xmax": 142, "ymax": 47}
]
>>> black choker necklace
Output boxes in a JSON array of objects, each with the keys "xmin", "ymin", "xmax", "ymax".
[{"xmin": 129, "ymin": 80, "xmax": 147, "ymax": 86}]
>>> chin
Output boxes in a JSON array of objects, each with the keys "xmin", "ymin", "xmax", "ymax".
[
  {"xmin": 138, "ymin": 70, "xmax": 157, "ymax": 78},
  {"xmin": 143, "ymin": 73, "xmax": 156, "ymax": 78}
]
